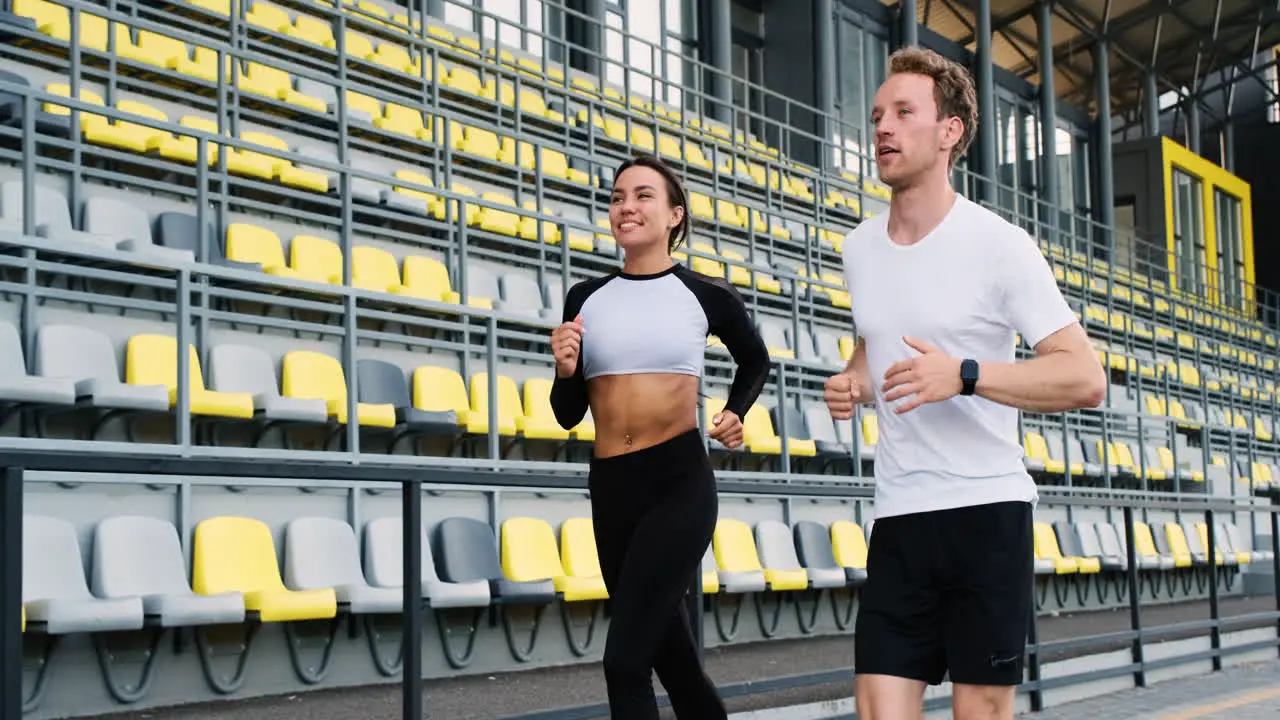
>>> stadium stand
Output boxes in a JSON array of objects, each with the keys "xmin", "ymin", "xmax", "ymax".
[{"xmin": 0, "ymin": 0, "xmax": 1277, "ymax": 717}]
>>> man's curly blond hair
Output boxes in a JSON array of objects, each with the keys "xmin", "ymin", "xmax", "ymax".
[{"xmin": 887, "ymin": 46, "xmax": 978, "ymax": 168}]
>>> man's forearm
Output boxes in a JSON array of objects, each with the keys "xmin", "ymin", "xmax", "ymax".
[{"xmin": 976, "ymin": 350, "xmax": 1106, "ymax": 413}]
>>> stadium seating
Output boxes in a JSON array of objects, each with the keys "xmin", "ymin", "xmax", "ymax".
[{"xmin": 1, "ymin": 0, "xmax": 1278, "ymax": 715}]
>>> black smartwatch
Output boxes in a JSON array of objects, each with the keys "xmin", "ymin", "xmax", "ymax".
[{"xmin": 959, "ymin": 358, "xmax": 979, "ymax": 396}]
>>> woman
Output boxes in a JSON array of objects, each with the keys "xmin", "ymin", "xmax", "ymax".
[{"xmin": 548, "ymin": 154, "xmax": 771, "ymax": 720}]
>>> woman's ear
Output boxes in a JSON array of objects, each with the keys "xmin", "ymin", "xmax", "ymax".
[{"xmin": 670, "ymin": 203, "xmax": 685, "ymax": 230}]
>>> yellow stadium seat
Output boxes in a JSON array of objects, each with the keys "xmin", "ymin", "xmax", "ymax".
[
  {"xmin": 18, "ymin": 0, "xmax": 110, "ymax": 50},
  {"xmin": 1158, "ymin": 523, "xmax": 1195, "ymax": 568},
  {"xmin": 286, "ymin": 14, "xmax": 336, "ymax": 47},
  {"xmin": 476, "ymin": 191, "xmax": 522, "ymax": 236},
  {"xmin": 124, "ymin": 334, "xmax": 254, "ymax": 419},
  {"xmin": 150, "ymin": 115, "xmax": 221, "ymax": 165},
  {"xmin": 390, "ymin": 170, "xmax": 449, "ymax": 218},
  {"xmin": 400, "ymin": 255, "xmax": 491, "ymax": 308},
  {"xmin": 224, "ymin": 223, "xmax": 304, "ymax": 279},
  {"xmin": 500, "ymin": 518, "xmax": 606, "ymax": 602},
  {"xmin": 375, "ymin": 103, "xmax": 436, "ymax": 142},
  {"xmin": 411, "ymin": 365, "xmax": 480, "ymax": 434},
  {"xmin": 444, "ymin": 66, "xmax": 497, "ymax": 102},
  {"xmin": 281, "ymin": 351, "xmax": 395, "ymax": 427},
  {"xmin": 1032, "ymin": 522, "xmax": 1081, "ymax": 574},
  {"xmin": 192, "ymin": 516, "xmax": 336, "ymax": 622},
  {"xmin": 829, "ymin": 521, "xmax": 868, "ymax": 574},
  {"xmin": 713, "ymin": 519, "xmax": 807, "ymax": 591},
  {"xmin": 84, "ymin": 99, "xmax": 170, "ymax": 154},
  {"xmin": 519, "ymin": 378, "xmax": 571, "ymax": 441},
  {"xmin": 1194, "ymin": 523, "xmax": 1228, "ymax": 565},
  {"xmin": 467, "ymin": 372, "xmax": 523, "ymax": 437},
  {"xmin": 236, "ymin": 131, "xmax": 329, "ymax": 192},
  {"xmin": 287, "ymin": 235, "xmax": 343, "ymax": 286},
  {"xmin": 558, "ymin": 518, "xmax": 609, "ymax": 598},
  {"xmin": 688, "ymin": 243, "xmax": 726, "ymax": 279},
  {"xmin": 244, "ymin": 1, "xmax": 291, "ymax": 33},
  {"xmin": 745, "ymin": 405, "xmax": 816, "ymax": 456},
  {"xmin": 350, "ymin": 246, "xmax": 407, "ymax": 294},
  {"xmin": 516, "ymin": 200, "xmax": 564, "ymax": 246},
  {"xmin": 237, "ymin": 62, "xmax": 327, "ymax": 113}
]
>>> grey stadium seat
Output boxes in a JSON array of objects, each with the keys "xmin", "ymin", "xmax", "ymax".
[
  {"xmin": 24, "ymin": 514, "xmax": 144, "ymax": 635},
  {"xmin": 80, "ymin": 196, "xmax": 194, "ymax": 263},
  {"xmin": 790, "ymin": 326, "xmax": 821, "ymax": 364},
  {"xmin": 1066, "ymin": 521, "xmax": 1124, "ymax": 572},
  {"xmin": 793, "ymin": 520, "xmax": 863, "ymax": 585},
  {"xmin": 283, "ymin": 517, "xmax": 402, "ymax": 615},
  {"xmin": 0, "ymin": 318, "xmax": 75, "ymax": 405},
  {"xmin": 803, "ymin": 403, "xmax": 846, "ymax": 456},
  {"xmin": 0, "ymin": 181, "xmax": 122, "ymax": 253},
  {"xmin": 91, "ymin": 515, "xmax": 245, "ymax": 626},
  {"xmin": 432, "ymin": 516, "xmax": 556, "ymax": 604},
  {"xmin": 34, "ymin": 324, "xmax": 170, "ymax": 412},
  {"xmin": 755, "ymin": 520, "xmax": 844, "ymax": 589},
  {"xmin": 152, "ymin": 211, "xmax": 260, "ymax": 271},
  {"xmin": 208, "ymin": 343, "xmax": 328, "ymax": 423},
  {"xmin": 363, "ymin": 516, "xmax": 491, "ymax": 609},
  {"xmin": 497, "ymin": 271, "xmax": 550, "ymax": 320},
  {"xmin": 459, "ymin": 264, "xmax": 501, "ymax": 308},
  {"xmin": 356, "ymin": 358, "xmax": 459, "ymax": 438}
]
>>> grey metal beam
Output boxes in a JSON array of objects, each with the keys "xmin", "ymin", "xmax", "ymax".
[
  {"xmin": 709, "ymin": 0, "xmax": 734, "ymax": 123},
  {"xmin": 976, "ymin": 0, "xmax": 996, "ymax": 204},
  {"xmin": 902, "ymin": 0, "xmax": 919, "ymax": 46},
  {"xmin": 1144, "ymin": 69, "xmax": 1160, "ymax": 137},
  {"xmin": 815, "ymin": 0, "xmax": 837, "ymax": 170},
  {"xmin": 1095, "ymin": 37, "xmax": 1114, "ymax": 250},
  {"xmin": 1038, "ymin": 0, "xmax": 1059, "ymax": 215},
  {"xmin": 424, "ymin": 0, "xmax": 444, "ymax": 19},
  {"xmin": 953, "ymin": 4, "xmax": 1038, "ymax": 46}
]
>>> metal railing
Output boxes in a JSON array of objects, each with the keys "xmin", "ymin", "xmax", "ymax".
[{"xmin": 5, "ymin": 450, "xmax": 1275, "ymax": 719}]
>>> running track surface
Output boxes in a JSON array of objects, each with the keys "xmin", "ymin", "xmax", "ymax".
[{"xmin": 83, "ymin": 595, "xmax": 1276, "ymax": 719}]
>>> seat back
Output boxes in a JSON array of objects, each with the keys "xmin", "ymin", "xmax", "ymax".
[
  {"xmin": 559, "ymin": 518, "xmax": 601, "ymax": 579},
  {"xmin": 498, "ymin": 272, "xmax": 546, "ymax": 317},
  {"xmin": 281, "ymin": 350, "xmax": 346, "ymax": 410},
  {"xmin": 829, "ymin": 521, "xmax": 868, "ymax": 570},
  {"xmin": 1032, "ymin": 521, "xmax": 1065, "ymax": 560},
  {"xmin": 433, "ymin": 516, "xmax": 503, "ymax": 583},
  {"xmin": 362, "ymin": 516, "xmax": 441, "ymax": 587},
  {"xmin": 23, "ymin": 514, "xmax": 91, "ymax": 603},
  {"xmin": 1053, "ymin": 520, "xmax": 1083, "ymax": 556},
  {"xmin": 1094, "ymin": 522, "xmax": 1126, "ymax": 558},
  {"xmin": 81, "ymin": 195, "xmax": 151, "ymax": 246},
  {"xmin": 803, "ymin": 405, "xmax": 839, "ymax": 445},
  {"xmin": 192, "ymin": 516, "xmax": 286, "ymax": 596},
  {"xmin": 713, "ymin": 518, "xmax": 763, "ymax": 573},
  {"xmin": 792, "ymin": 520, "xmax": 839, "ymax": 569},
  {"xmin": 754, "ymin": 520, "xmax": 803, "ymax": 571},
  {"xmin": 1073, "ymin": 522, "xmax": 1105, "ymax": 557},
  {"xmin": 284, "ymin": 517, "xmax": 365, "ymax": 591},
  {"xmin": 500, "ymin": 517, "xmax": 564, "ymax": 583},
  {"xmin": 0, "ymin": 318, "xmax": 27, "ymax": 379},
  {"xmin": 357, "ymin": 358, "xmax": 410, "ymax": 408},
  {"xmin": 351, "ymin": 245, "xmax": 403, "ymax": 293},
  {"xmin": 153, "ymin": 211, "xmax": 225, "ymax": 262},
  {"xmin": 208, "ymin": 343, "xmax": 279, "ymax": 396},
  {"xmin": 412, "ymin": 365, "xmax": 470, "ymax": 415},
  {"xmin": 125, "ymin": 334, "xmax": 206, "ymax": 390},
  {"xmin": 91, "ymin": 515, "xmax": 192, "ymax": 599},
  {"xmin": 35, "ymin": 323, "xmax": 120, "ymax": 384}
]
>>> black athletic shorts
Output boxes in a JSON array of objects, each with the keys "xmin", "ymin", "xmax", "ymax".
[{"xmin": 853, "ymin": 500, "xmax": 1034, "ymax": 687}]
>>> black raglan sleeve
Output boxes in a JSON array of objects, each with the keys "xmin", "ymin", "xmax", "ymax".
[
  {"xmin": 681, "ymin": 270, "xmax": 771, "ymax": 419},
  {"xmin": 549, "ymin": 282, "xmax": 591, "ymax": 431}
]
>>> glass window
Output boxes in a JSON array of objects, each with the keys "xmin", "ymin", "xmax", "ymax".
[
  {"xmin": 1215, "ymin": 190, "xmax": 1245, "ymax": 310},
  {"xmin": 1171, "ymin": 168, "xmax": 1205, "ymax": 295}
]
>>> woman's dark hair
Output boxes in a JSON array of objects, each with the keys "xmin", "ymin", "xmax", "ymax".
[{"xmin": 612, "ymin": 154, "xmax": 691, "ymax": 253}]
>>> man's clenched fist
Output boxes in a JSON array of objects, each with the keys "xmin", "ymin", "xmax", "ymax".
[{"xmin": 824, "ymin": 371, "xmax": 861, "ymax": 420}]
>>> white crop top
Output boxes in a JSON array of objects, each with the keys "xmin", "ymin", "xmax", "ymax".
[{"xmin": 548, "ymin": 264, "xmax": 770, "ymax": 431}]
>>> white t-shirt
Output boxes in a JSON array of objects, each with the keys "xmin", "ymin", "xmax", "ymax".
[{"xmin": 842, "ymin": 193, "xmax": 1078, "ymax": 519}]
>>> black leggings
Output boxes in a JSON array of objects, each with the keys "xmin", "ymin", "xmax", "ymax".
[{"xmin": 588, "ymin": 428, "xmax": 727, "ymax": 720}]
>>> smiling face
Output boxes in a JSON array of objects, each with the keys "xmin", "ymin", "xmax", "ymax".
[
  {"xmin": 609, "ymin": 164, "xmax": 685, "ymax": 253},
  {"xmin": 871, "ymin": 71, "xmax": 964, "ymax": 189}
]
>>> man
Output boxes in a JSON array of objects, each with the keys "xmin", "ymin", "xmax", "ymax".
[{"xmin": 824, "ymin": 46, "xmax": 1107, "ymax": 720}]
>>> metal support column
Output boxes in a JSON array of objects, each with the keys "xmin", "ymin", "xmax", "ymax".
[
  {"xmin": 567, "ymin": 0, "xmax": 605, "ymax": 77},
  {"xmin": 423, "ymin": 0, "xmax": 443, "ymax": 20},
  {"xmin": 815, "ymin": 0, "xmax": 837, "ymax": 171},
  {"xmin": 975, "ymin": 0, "xmax": 996, "ymax": 205},
  {"xmin": 1223, "ymin": 122, "xmax": 1235, "ymax": 173},
  {"xmin": 901, "ymin": 0, "xmax": 918, "ymax": 47},
  {"xmin": 1036, "ymin": 0, "xmax": 1059, "ymax": 235},
  {"xmin": 1187, "ymin": 100, "xmax": 1201, "ymax": 154},
  {"xmin": 0, "ymin": 466, "xmax": 22, "ymax": 720},
  {"xmin": 708, "ymin": 0, "xmax": 734, "ymax": 124},
  {"xmin": 1095, "ymin": 39, "xmax": 1114, "ymax": 252},
  {"xmin": 1144, "ymin": 71, "xmax": 1160, "ymax": 138}
]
